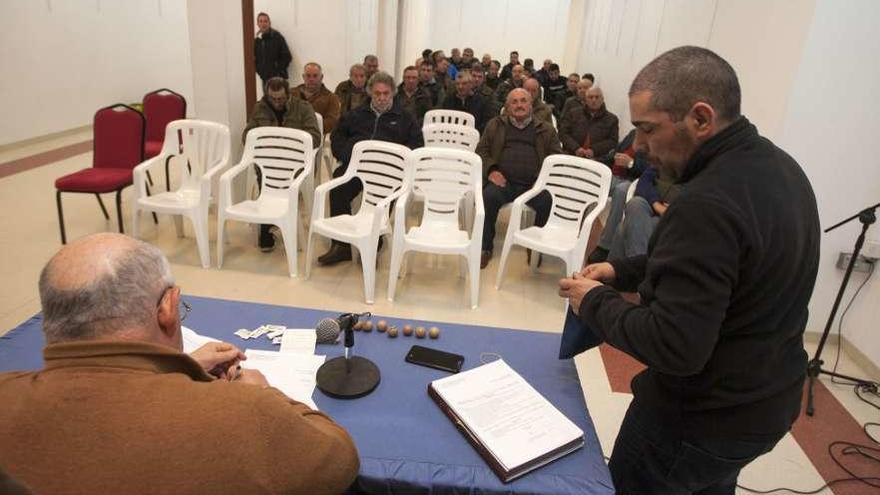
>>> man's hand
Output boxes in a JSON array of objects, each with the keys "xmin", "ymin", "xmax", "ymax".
[
  {"xmin": 488, "ymin": 170, "xmax": 507, "ymax": 187},
  {"xmin": 578, "ymin": 261, "xmax": 616, "ymax": 282},
  {"xmin": 583, "ymin": 148, "xmax": 594, "ymax": 158},
  {"xmin": 236, "ymin": 369, "xmax": 269, "ymax": 386},
  {"xmin": 190, "ymin": 342, "xmax": 246, "ymax": 380},
  {"xmin": 613, "ymin": 153, "xmax": 633, "ymax": 169},
  {"xmin": 652, "ymin": 201, "xmax": 669, "ymax": 216},
  {"xmin": 558, "ymin": 272, "xmax": 604, "ymax": 315},
  {"xmin": 575, "ymin": 147, "xmax": 589, "ymax": 158}
]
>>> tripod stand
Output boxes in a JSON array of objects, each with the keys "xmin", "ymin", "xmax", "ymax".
[{"xmin": 806, "ymin": 202, "xmax": 880, "ymax": 417}]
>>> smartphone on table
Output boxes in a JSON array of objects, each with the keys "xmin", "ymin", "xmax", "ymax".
[{"xmin": 405, "ymin": 345, "xmax": 464, "ymax": 373}]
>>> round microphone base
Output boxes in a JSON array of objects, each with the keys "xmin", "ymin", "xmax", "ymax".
[{"xmin": 316, "ymin": 356, "xmax": 380, "ymax": 399}]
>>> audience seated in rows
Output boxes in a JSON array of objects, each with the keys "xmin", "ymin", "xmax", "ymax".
[
  {"xmin": 469, "ymin": 61, "xmax": 499, "ymax": 116},
  {"xmin": 363, "ymin": 54, "xmax": 379, "ymax": 80},
  {"xmin": 543, "ymin": 64, "xmax": 569, "ymax": 118},
  {"xmin": 500, "ymin": 50, "xmax": 519, "ymax": 80},
  {"xmin": 607, "ymin": 165, "xmax": 681, "ymax": 261},
  {"xmin": 321, "ymin": 72, "xmax": 424, "ymax": 265},
  {"xmin": 476, "ymin": 88, "xmax": 562, "ymax": 268},
  {"xmin": 495, "ymin": 63, "xmax": 525, "ymax": 108},
  {"xmin": 561, "ymin": 77, "xmax": 593, "ymax": 116},
  {"xmin": 486, "ymin": 60, "xmax": 502, "ymax": 90},
  {"xmin": 418, "ymin": 60, "xmax": 445, "ymax": 107}
]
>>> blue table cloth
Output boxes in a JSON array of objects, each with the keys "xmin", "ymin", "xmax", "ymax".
[{"xmin": 0, "ymin": 296, "xmax": 613, "ymax": 495}]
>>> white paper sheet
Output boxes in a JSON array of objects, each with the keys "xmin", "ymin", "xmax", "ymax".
[
  {"xmin": 241, "ymin": 349, "xmax": 325, "ymax": 410},
  {"xmin": 181, "ymin": 326, "xmax": 219, "ymax": 354},
  {"xmin": 432, "ymin": 359, "xmax": 583, "ymax": 471},
  {"xmin": 279, "ymin": 329, "xmax": 317, "ymax": 355}
]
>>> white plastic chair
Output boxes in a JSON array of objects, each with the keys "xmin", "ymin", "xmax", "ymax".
[
  {"xmin": 216, "ymin": 127, "xmax": 314, "ymax": 277},
  {"xmin": 625, "ymin": 177, "xmax": 638, "ymax": 203},
  {"xmin": 387, "ymin": 147, "xmax": 485, "ymax": 309},
  {"xmin": 306, "ymin": 140, "xmax": 411, "ymax": 304},
  {"xmin": 423, "ymin": 109, "xmax": 476, "ymax": 129},
  {"xmin": 422, "ymin": 123, "xmax": 480, "ymax": 151},
  {"xmin": 301, "ymin": 112, "xmax": 323, "ymax": 215},
  {"xmin": 132, "ymin": 119, "xmax": 230, "ymax": 268},
  {"xmin": 495, "ymin": 155, "xmax": 612, "ymax": 288}
]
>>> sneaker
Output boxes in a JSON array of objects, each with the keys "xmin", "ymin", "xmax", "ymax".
[
  {"xmin": 480, "ymin": 250, "xmax": 492, "ymax": 269},
  {"xmin": 587, "ymin": 246, "xmax": 609, "ymax": 264}
]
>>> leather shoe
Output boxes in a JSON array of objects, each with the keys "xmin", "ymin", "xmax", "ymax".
[
  {"xmin": 318, "ymin": 242, "xmax": 352, "ymax": 266},
  {"xmin": 480, "ymin": 250, "xmax": 492, "ymax": 269}
]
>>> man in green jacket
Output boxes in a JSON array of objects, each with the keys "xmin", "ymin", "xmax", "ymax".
[
  {"xmin": 476, "ymin": 88, "xmax": 562, "ymax": 268},
  {"xmin": 243, "ymin": 77, "xmax": 321, "ymax": 252}
]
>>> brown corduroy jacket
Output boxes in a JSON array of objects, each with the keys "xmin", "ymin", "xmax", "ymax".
[
  {"xmin": 475, "ymin": 115, "xmax": 562, "ymax": 180},
  {"xmin": 0, "ymin": 340, "xmax": 359, "ymax": 495},
  {"xmin": 292, "ymin": 83, "xmax": 341, "ymax": 135}
]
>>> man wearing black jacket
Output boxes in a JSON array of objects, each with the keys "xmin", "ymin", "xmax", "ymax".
[
  {"xmin": 254, "ymin": 13, "xmax": 292, "ymax": 86},
  {"xmin": 559, "ymin": 46, "xmax": 820, "ymax": 493},
  {"xmin": 320, "ymin": 72, "xmax": 423, "ymax": 265}
]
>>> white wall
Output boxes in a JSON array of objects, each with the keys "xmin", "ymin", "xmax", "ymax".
[
  {"xmin": 253, "ymin": 0, "xmax": 379, "ymax": 91},
  {"xmin": 0, "ymin": 0, "xmax": 194, "ymax": 146},
  {"xmin": 778, "ymin": 0, "xmax": 880, "ymax": 368},
  {"xmin": 576, "ymin": 0, "xmax": 814, "ymax": 140}
]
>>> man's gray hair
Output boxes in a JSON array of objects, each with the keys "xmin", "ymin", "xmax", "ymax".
[
  {"xmin": 629, "ymin": 45, "xmax": 741, "ymax": 122},
  {"xmin": 367, "ymin": 71, "xmax": 396, "ymax": 92},
  {"xmin": 349, "ymin": 63, "xmax": 366, "ymax": 76},
  {"xmin": 38, "ymin": 240, "xmax": 174, "ymax": 343}
]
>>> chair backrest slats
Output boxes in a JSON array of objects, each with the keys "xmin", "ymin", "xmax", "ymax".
[
  {"xmin": 243, "ymin": 127, "xmax": 313, "ymax": 197},
  {"xmin": 539, "ymin": 156, "xmax": 611, "ymax": 231},
  {"xmin": 161, "ymin": 119, "xmax": 230, "ymax": 191},
  {"xmin": 422, "ymin": 123, "xmax": 480, "ymax": 152},
  {"xmin": 423, "ymin": 109, "xmax": 476, "ymax": 129},
  {"xmin": 408, "ymin": 147, "xmax": 482, "ymax": 227},
  {"xmin": 351, "ymin": 141, "xmax": 409, "ymax": 210}
]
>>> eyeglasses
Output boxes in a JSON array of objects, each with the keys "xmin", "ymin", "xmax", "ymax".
[{"xmin": 158, "ymin": 286, "xmax": 192, "ymax": 322}]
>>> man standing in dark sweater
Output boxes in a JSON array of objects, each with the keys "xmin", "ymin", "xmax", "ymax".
[
  {"xmin": 254, "ymin": 13, "xmax": 292, "ymax": 87},
  {"xmin": 476, "ymin": 88, "xmax": 562, "ymax": 268},
  {"xmin": 559, "ymin": 46, "xmax": 820, "ymax": 493}
]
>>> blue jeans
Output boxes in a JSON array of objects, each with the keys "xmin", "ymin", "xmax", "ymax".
[
  {"xmin": 608, "ymin": 197, "xmax": 659, "ymax": 260},
  {"xmin": 597, "ymin": 177, "xmax": 632, "ymax": 250}
]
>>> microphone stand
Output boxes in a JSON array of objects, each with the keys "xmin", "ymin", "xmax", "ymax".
[
  {"xmin": 806, "ymin": 202, "xmax": 879, "ymax": 416},
  {"xmin": 316, "ymin": 312, "xmax": 381, "ymax": 399}
]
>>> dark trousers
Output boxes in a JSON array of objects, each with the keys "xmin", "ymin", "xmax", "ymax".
[
  {"xmin": 609, "ymin": 399, "xmax": 783, "ymax": 494},
  {"xmin": 254, "ymin": 166, "xmax": 272, "ymax": 241},
  {"xmin": 481, "ymin": 182, "xmax": 551, "ymax": 251},
  {"xmin": 329, "ymin": 164, "xmax": 362, "ymax": 218}
]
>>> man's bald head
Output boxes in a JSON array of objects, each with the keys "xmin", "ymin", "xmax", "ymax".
[{"xmin": 39, "ymin": 233, "xmax": 174, "ymax": 344}]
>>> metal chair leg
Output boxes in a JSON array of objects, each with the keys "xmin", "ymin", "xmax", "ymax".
[
  {"xmin": 95, "ymin": 194, "xmax": 110, "ymax": 219},
  {"xmin": 56, "ymin": 190, "xmax": 67, "ymax": 244},
  {"xmin": 115, "ymin": 189, "xmax": 124, "ymax": 233}
]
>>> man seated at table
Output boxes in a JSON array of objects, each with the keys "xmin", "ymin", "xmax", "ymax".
[
  {"xmin": 0, "ymin": 233, "xmax": 359, "ymax": 495},
  {"xmin": 321, "ymin": 72, "xmax": 424, "ymax": 266},
  {"xmin": 476, "ymin": 88, "xmax": 562, "ymax": 268},
  {"xmin": 243, "ymin": 76, "xmax": 321, "ymax": 252}
]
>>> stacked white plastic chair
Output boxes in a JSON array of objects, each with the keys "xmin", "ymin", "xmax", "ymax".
[
  {"xmin": 495, "ymin": 155, "xmax": 612, "ymax": 288},
  {"xmin": 387, "ymin": 147, "xmax": 485, "ymax": 309},
  {"xmin": 306, "ymin": 140, "xmax": 411, "ymax": 304},
  {"xmin": 423, "ymin": 109, "xmax": 476, "ymax": 129},
  {"xmin": 132, "ymin": 119, "xmax": 230, "ymax": 268},
  {"xmin": 300, "ymin": 112, "xmax": 323, "ymax": 214},
  {"xmin": 216, "ymin": 127, "xmax": 314, "ymax": 277}
]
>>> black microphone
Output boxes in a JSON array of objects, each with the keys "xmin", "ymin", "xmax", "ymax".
[
  {"xmin": 314, "ymin": 312, "xmax": 370, "ymax": 345},
  {"xmin": 316, "ymin": 312, "xmax": 380, "ymax": 399}
]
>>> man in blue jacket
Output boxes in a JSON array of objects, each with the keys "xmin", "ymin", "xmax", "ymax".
[{"xmin": 559, "ymin": 46, "xmax": 820, "ymax": 494}]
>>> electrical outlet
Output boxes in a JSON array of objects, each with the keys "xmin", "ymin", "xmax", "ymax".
[
  {"xmin": 863, "ymin": 240, "xmax": 880, "ymax": 260},
  {"xmin": 836, "ymin": 252, "xmax": 875, "ymax": 273}
]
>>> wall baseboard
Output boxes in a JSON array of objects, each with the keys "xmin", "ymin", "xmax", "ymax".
[
  {"xmin": 0, "ymin": 125, "xmax": 92, "ymax": 153},
  {"xmin": 804, "ymin": 331, "xmax": 880, "ymax": 381}
]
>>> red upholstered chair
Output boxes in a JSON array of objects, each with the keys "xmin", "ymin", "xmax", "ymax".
[
  {"xmin": 54, "ymin": 104, "xmax": 145, "ymax": 244},
  {"xmin": 142, "ymin": 88, "xmax": 186, "ymax": 190}
]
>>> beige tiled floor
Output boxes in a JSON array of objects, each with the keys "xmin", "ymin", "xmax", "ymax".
[{"xmin": 1, "ymin": 136, "xmax": 875, "ymax": 494}]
